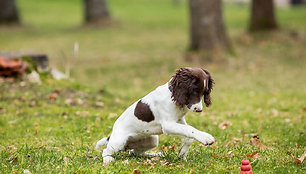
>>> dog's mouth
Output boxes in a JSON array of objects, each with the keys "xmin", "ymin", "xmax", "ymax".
[{"xmin": 194, "ymin": 109, "xmax": 202, "ymax": 112}]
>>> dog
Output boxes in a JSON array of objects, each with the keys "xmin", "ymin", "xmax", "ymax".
[{"xmin": 95, "ymin": 67, "xmax": 215, "ymax": 163}]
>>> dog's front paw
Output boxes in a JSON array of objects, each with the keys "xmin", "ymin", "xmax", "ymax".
[
  {"xmin": 198, "ymin": 133, "xmax": 215, "ymax": 146},
  {"xmin": 103, "ymin": 156, "xmax": 114, "ymax": 164},
  {"xmin": 206, "ymin": 134, "xmax": 215, "ymax": 145}
]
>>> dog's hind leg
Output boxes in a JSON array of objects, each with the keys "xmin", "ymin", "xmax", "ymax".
[
  {"xmin": 127, "ymin": 135, "xmax": 161, "ymax": 157},
  {"xmin": 102, "ymin": 134, "xmax": 129, "ymax": 164}
]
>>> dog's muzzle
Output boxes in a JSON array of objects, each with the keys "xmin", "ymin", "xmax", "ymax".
[{"xmin": 187, "ymin": 100, "xmax": 203, "ymax": 112}]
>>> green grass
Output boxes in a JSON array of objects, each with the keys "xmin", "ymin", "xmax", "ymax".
[{"xmin": 0, "ymin": 0, "xmax": 306, "ymax": 173}]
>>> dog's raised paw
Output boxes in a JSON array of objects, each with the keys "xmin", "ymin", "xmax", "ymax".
[
  {"xmin": 207, "ymin": 141, "xmax": 215, "ymax": 145},
  {"xmin": 206, "ymin": 135, "xmax": 215, "ymax": 145},
  {"xmin": 198, "ymin": 133, "xmax": 215, "ymax": 146}
]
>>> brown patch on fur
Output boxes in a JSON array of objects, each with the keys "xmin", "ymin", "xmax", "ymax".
[
  {"xmin": 169, "ymin": 68, "xmax": 194, "ymax": 107},
  {"xmin": 125, "ymin": 136, "xmax": 158, "ymax": 150},
  {"xmin": 134, "ymin": 100, "xmax": 155, "ymax": 122},
  {"xmin": 169, "ymin": 67, "xmax": 214, "ymax": 108}
]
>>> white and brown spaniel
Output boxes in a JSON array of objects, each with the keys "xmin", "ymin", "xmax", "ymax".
[{"xmin": 96, "ymin": 67, "xmax": 215, "ymax": 163}]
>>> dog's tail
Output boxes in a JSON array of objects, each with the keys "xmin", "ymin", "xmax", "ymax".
[{"xmin": 95, "ymin": 136, "xmax": 110, "ymax": 150}]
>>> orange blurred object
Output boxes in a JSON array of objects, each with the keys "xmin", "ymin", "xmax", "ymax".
[{"xmin": 0, "ymin": 57, "xmax": 27, "ymax": 77}]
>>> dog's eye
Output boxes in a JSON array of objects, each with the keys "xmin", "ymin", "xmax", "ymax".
[{"xmin": 193, "ymin": 89, "xmax": 199, "ymax": 94}]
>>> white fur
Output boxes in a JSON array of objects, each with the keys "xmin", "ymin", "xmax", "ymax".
[
  {"xmin": 204, "ymin": 79, "xmax": 207, "ymax": 90},
  {"xmin": 96, "ymin": 82, "xmax": 215, "ymax": 163}
]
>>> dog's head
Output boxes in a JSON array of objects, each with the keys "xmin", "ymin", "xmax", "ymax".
[{"xmin": 169, "ymin": 67, "xmax": 214, "ymax": 112}]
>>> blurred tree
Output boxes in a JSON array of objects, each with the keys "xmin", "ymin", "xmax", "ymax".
[
  {"xmin": 249, "ymin": 0, "xmax": 278, "ymax": 31},
  {"xmin": 189, "ymin": 0, "xmax": 231, "ymax": 53},
  {"xmin": 0, "ymin": 0, "xmax": 19, "ymax": 25},
  {"xmin": 84, "ymin": 0, "xmax": 110, "ymax": 24}
]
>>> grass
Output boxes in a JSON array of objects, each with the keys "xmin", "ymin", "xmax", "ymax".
[{"xmin": 0, "ymin": 0, "xmax": 306, "ymax": 173}]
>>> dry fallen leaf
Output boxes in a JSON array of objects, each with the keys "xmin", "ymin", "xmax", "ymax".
[
  {"xmin": 225, "ymin": 137, "xmax": 241, "ymax": 147},
  {"xmin": 65, "ymin": 98, "xmax": 74, "ymax": 105},
  {"xmin": 291, "ymin": 151, "xmax": 306, "ymax": 164},
  {"xmin": 233, "ymin": 137, "xmax": 242, "ymax": 142},
  {"xmin": 75, "ymin": 111, "xmax": 89, "ymax": 117},
  {"xmin": 210, "ymin": 152, "xmax": 218, "ymax": 158},
  {"xmin": 34, "ymin": 123, "xmax": 39, "ymax": 128},
  {"xmin": 133, "ymin": 169, "xmax": 140, "ymax": 174},
  {"xmin": 5, "ymin": 155, "xmax": 17, "ymax": 163},
  {"xmin": 143, "ymin": 159, "xmax": 151, "ymax": 165},
  {"xmin": 161, "ymin": 145, "xmax": 168, "ymax": 153},
  {"xmin": 6, "ymin": 145, "xmax": 17, "ymax": 150},
  {"xmin": 74, "ymin": 169, "xmax": 82, "ymax": 174},
  {"xmin": 95, "ymin": 102, "xmax": 104, "ymax": 108},
  {"xmin": 48, "ymin": 90, "xmax": 60, "ymax": 102},
  {"xmin": 34, "ymin": 123, "xmax": 39, "ymax": 135},
  {"xmin": 169, "ymin": 143, "xmax": 177, "ymax": 151},
  {"xmin": 151, "ymin": 156, "xmax": 160, "ymax": 161},
  {"xmin": 24, "ymin": 169, "xmax": 32, "ymax": 174},
  {"xmin": 53, "ymin": 147, "xmax": 61, "ymax": 151},
  {"xmin": 189, "ymin": 169, "xmax": 196, "ymax": 174},
  {"xmin": 246, "ymin": 151, "xmax": 259, "ymax": 159},
  {"xmin": 48, "ymin": 93, "xmax": 57, "ymax": 102},
  {"xmin": 227, "ymin": 151, "xmax": 234, "ymax": 157},
  {"xmin": 271, "ymin": 108, "xmax": 279, "ymax": 116},
  {"xmin": 34, "ymin": 128, "xmax": 38, "ymax": 135},
  {"xmin": 250, "ymin": 135, "xmax": 267, "ymax": 149},
  {"xmin": 8, "ymin": 120, "xmax": 17, "ymax": 124},
  {"xmin": 297, "ymin": 151, "xmax": 306, "ymax": 163},
  {"xmin": 35, "ymin": 145, "xmax": 44, "ymax": 150},
  {"xmin": 160, "ymin": 160, "xmax": 171, "ymax": 166},
  {"xmin": 143, "ymin": 159, "xmax": 156, "ymax": 166},
  {"xmin": 218, "ymin": 121, "xmax": 232, "ymax": 130},
  {"xmin": 211, "ymin": 142, "xmax": 218, "ymax": 148},
  {"xmin": 108, "ymin": 113, "xmax": 118, "ymax": 119}
]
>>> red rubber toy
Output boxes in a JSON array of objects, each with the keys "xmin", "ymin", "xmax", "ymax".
[{"xmin": 240, "ymin": 159, "xmax": 252, "ymax": 174}]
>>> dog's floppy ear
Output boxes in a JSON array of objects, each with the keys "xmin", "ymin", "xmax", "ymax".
[
  {"xmin": 202, "ymin": 68, "xmax": 214, "ymax": 107},
  {"xmin": 170, "ymin": 68, "xmax": 193, "ymax": 107}
]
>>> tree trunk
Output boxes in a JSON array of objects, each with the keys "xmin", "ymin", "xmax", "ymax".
[
  {"xmin": 189, "ymin": 0, "xmax": 231, "ymax": 52},
  {"xmin": 0, "ymin": 0, "xmax": 19, "ymax": 24},
  {"xmin": 249, "ymin": 0, "xmax": 278, "ymax": 31},
  {"xmin": 84, "ymin": 0, "xmax": 110, "ymax": 24}
]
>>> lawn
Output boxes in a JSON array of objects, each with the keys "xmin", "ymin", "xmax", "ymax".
[{"xmin": 0, "ymin": 0, "xmax": 305, "ymax": 173}]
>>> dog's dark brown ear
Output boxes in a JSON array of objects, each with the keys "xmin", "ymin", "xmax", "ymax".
[
  {"xmin": 170, "ymin": 68, "xmax": 193, "ymax": 108},
  {"xmin": 202, "ymin": 68, "xmax": 214, "ymax": 107}
]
